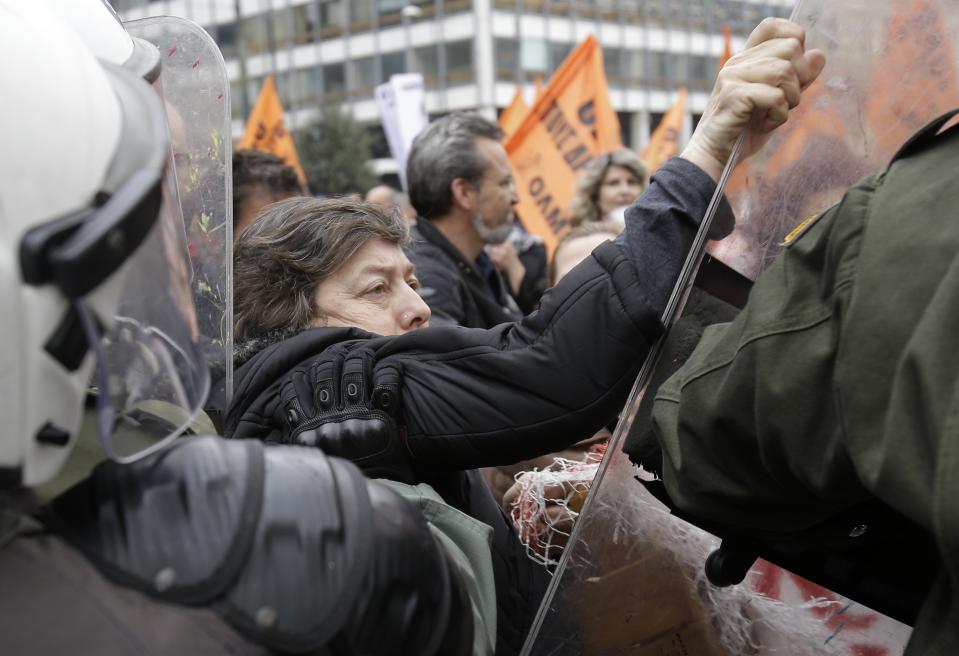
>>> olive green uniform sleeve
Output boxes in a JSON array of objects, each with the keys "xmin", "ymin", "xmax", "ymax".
[
  {"xmin": 651, "ymin": 183, "xmax": 877, "ymax": 535},
  {"xmin": 651, "ymin": 123, "xmax": 959, "ymax": 654}
]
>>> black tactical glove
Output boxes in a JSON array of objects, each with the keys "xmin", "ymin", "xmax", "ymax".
[{"xmin": 275, "ymin": 340, "xmax": 417, "ymax": 483}]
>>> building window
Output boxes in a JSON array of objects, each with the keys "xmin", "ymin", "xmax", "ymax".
[
  {"xmin": 230, "ymin": 79, "xmax": 245, "ymax": 117},
  {"xmin": 319, "ymin": 0, "xmax": 345, "ymax": 36},
  {"xmin": 625, "ymin": 49, "xmax": 644, "ymax": 85},
  {"xmin": 617, "ymin": 111, "xmax": 632, "ymax": 147},
  {"xmin": 350, "ymin": 0, "xmax": 373, "ymax": 30},
  {"xmin": 294, "ymin": 66, "xmax": 323, "ymax": 104},
  {"xmin": 270, "ymin": 7, "xmax": 295, "ymax": 49},
  {"xmin": 548, "ymin": 41, "xmax": 573, "ymax": 70},
  {"xmin": 414, "ymin": 44, "xmax": 440, "ymax": 86},
  {"xmin": 215, "ymin": 21, "xmax": 237, "ymax": 58},
  {"xmin": 323, "ymin": 62, "xmax": 346, "ymax": 95},
  {"xmin": 238, "ymin": 14, "xmax": 268, "ymax": 55},
  {"xmin": 381, "ymin": 51, "xmax": 405, "ymax": 82},
  {"xmin": 495, "ymin": 38, "xmax": 518, "ymax": 81},
  {"xmin": 689, "ymin": 54, "xmax": 712, "ymax": 90},
  {"xmin": 445, "ymin": 40, "xmax": 473, "ymax": 84},
  {"xmin": 446, "ymin": 40, "xmax": 473, "ymax": 71},
  {"xmin": 293, "ymin": 4, "xmax": 320, "ymax": 44},
  {"xmin": 368, "ymin": 123, "xmax": 391, "ymax": 159},
  {"xmin": 445, "ymin": 0, "xmax": 473, "ymax": 14},
  {"xmin": 521, "ymin": 39, "xmax": 548, "ymax": 72},
  {"xmin": 350, "ymin": 55, "xmax": 378, "ymax": 91},
  {"xmin": 603, "ymin": 46, "xmax": 625, "ymax": 84},
  {"xmin": 647, "ymin": 51, "xmax": 668, "ymax": 87}
]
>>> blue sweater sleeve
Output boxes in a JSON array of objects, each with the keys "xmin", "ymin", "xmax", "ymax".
[{"xmin": 615, "ymin": 157, "xmax": 733, "ymax": 317}]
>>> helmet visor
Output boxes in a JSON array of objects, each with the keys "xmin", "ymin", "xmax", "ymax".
[
  {"xmin": 72, "ymin": 59, "xmax": 209, "ymax": 462},
  {"xmin": 79, "ymin": 197, "xmax": 209, "ymax": 462}
]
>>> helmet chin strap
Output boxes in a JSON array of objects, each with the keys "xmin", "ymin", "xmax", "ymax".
[{"xmin": 74, "ymin": 301, "xmax": 116, "ymax": 460}]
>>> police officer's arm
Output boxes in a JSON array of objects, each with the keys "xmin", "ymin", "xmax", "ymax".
[{"xmin": 649, "ymin": 200, "xmax": 868, "ymax": 535}]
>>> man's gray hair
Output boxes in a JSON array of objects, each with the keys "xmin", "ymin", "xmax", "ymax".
[
  {"xmin": 234, "ymin": 196, "xmax": 409, "ymax": 340},
  {"xmin": 406, "ymin": 112, "xmax": 504, "ymax": 220}
]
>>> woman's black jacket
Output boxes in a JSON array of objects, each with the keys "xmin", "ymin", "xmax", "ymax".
[{"xmin": 224, "ymin": 158, "xmax": 726, "ymax": 654}]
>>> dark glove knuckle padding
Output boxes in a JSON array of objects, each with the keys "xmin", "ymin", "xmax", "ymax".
[{"xmin": 279, "ymin": 346, "xmax": 412, "ymax": 482}]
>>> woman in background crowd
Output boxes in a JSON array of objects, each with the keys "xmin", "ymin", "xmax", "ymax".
[
  {"xmin": 569, "ymin": 148, "xmax": 648, "ymax": 226},
  {"xmin": 482, "ymin": 221, "xmax": 625, "ymax": 506}
]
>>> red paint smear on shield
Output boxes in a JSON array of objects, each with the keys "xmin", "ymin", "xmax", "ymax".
[{"xmin": 849, "ymin": 644, "xmax": 889, "ymax": 656}]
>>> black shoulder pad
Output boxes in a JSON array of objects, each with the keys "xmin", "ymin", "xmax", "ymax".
[
  {"xmin": 216, "ymin": 445, "xmax": 375, "ymax": 652},
  {"xmin": 45, "ymin": 436, "xmax": 265, "ymax": 605}
]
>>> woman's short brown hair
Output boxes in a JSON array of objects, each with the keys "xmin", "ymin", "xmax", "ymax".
[{"xmin": 234, "ymin": 196, "xmax": 409, "ymax": 340}]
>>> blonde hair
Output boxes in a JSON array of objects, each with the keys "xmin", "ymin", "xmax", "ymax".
[{"xmin": 569, "ymin": 149, "xmax": 648, "ymax": 226}]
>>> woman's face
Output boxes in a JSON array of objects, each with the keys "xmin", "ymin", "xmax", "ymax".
[
  {"xmin": 312, "ymin": 237, "xmax": 431, "ymax": 335},
  {"xmin": 597, "ymin": 165, "xmax": 643, "ymax": 219}
]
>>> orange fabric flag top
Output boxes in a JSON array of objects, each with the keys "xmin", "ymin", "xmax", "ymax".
[
  {"xmin": 505, "ymin": 36, "xmax": 622, "ymax": 256},
  {"xmin": 238, "ymin": 75, "xmax": 307, "ymax": 184},
  {"xmin": 642, "ymin": 87, "xmax": 687, "ymax": 174},
  {"xmin": 865, "ymin": 0, "xmax": 959, "ymax": 156},
  {"xmin": 718, "ymin": 24, "xmax": 733, "ymax": 71},
  {"xmin": 499, "ymin": 84, "xmax": 529, "ymax": 138}
]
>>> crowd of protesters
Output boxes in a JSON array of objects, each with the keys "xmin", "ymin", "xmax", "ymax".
[{"xmin": 3, "ymin": 1, "xmax": 958, "ymax": 655}]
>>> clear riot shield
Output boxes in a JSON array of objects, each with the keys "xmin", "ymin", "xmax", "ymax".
[
  {"xmin": 125, "ymin": 16, "xmax": 233, "ymax": 421},
  {"xmin": 522, "ymin": 1, "xmax": 959, "ymax": 654}
]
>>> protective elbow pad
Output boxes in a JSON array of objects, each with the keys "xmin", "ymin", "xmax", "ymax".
[
  {"xmin": 333, "ymin": 479, "xmax": 474, "ymax": 656},
  {"xmin": 44, "ymin": 436, "xmax": 472, "ymax": 655}
]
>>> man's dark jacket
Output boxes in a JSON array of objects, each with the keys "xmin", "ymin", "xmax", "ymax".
[
  {"xmin": 225, "ymin": 159, "xmax": 724, "ymax": 654},
  {"xmin": 408, "ymin": 217, "xmax": 523, "ymax": 328}
]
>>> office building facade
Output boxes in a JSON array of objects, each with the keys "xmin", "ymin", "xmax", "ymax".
[{"xmin": 113, "ymin": 0, "xmax": 792, "ymax": 176}]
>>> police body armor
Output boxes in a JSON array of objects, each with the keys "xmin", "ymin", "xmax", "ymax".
[{"xmin": 1, "ymin": 436, "xmax": 473, "ymax": 655}]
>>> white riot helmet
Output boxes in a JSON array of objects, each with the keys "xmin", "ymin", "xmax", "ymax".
[
  {"xmin": 41, "ymin": 0, "xmax": 161, "ymax": 82},
  {"xmin": 0, "ymin": 2, "xmax": 208, "ymax": 487},
  {"xmin": 47, "ymin": 0, "xmax": 235, "ymax": 417}
]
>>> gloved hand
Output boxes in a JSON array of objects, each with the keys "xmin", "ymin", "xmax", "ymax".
[{"xmin": 276, "ymin": 341, "xmax": 416, "ymax": 483}]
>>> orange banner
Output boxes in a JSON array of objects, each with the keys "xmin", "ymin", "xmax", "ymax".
[
  {"xmin": 238, "ymin": 75, "xmax": 307, "ymax": 184},
  {"xmin": 718, "ymin": 24, "xmax": 733, "ymax": 72},
  {"xmin": 499, "ymin": 84, "xmax": 529, "ymax": 138},
  {"xmin": 642, "ymin": 87, "xmax": 687, "ymax": 174},
  {"xmin": 533, "ymin": 74, "xmax": 545, "ymax": 103},
  {"xmin": 865, "ymin": 0, "xmax": 959, "ymax": 155},
  {"xmin": 762, "ymin": 77, "xmax": 846, "ymax": 181},
  {"xmin": 505, "ymin": 36, "xmax": 623, "ymax": 256}
]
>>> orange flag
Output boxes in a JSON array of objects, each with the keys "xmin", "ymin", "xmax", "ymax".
[
  {"xmin": 865, "ymin": 0, "xmax": 959, "ymax": 156},
  {"xmin": 499, "ymin": 84, "xmax": 529, "ymax": 138},
  {"xmin": 505, "ymin": 36, "xmax": 623, "ymax": 256},
  {"xmin": 642, "ymin": 87, "xmax": 687, "ymax": 174},
  {"xmin": 533, "ymin": 74, "xmax": 545, "ymax": 102},
  {"xmin": 238, "ymin": 75, "xmax": 307, "ymax": 184},
  {"xmin": 718, "ymin": 24, "xmax": 733, "ymax": 72},
  {"xmin": 761, "ymin": 76, "xmax": 847, "ymax": 181}
]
